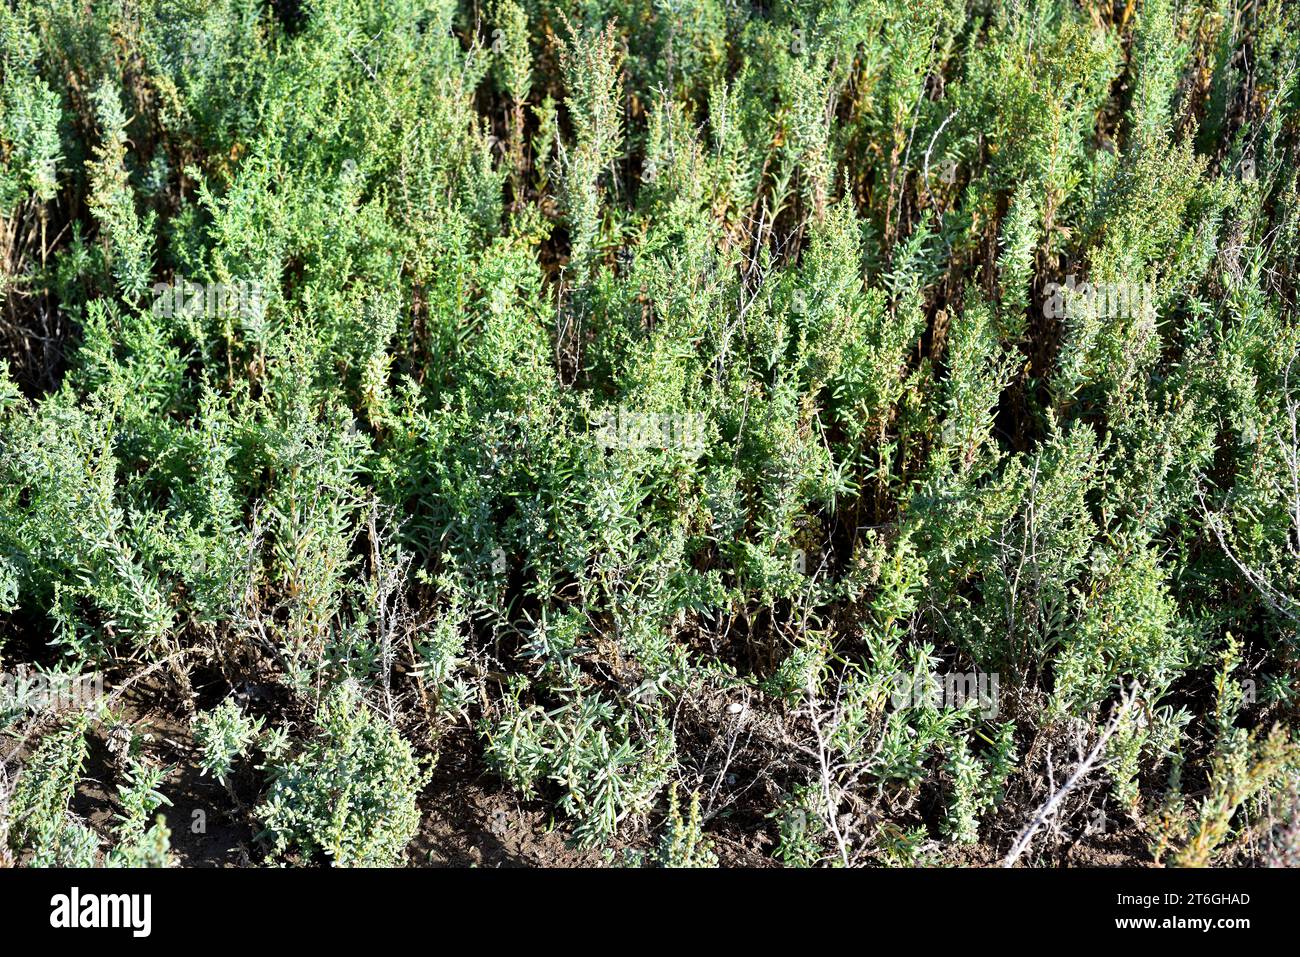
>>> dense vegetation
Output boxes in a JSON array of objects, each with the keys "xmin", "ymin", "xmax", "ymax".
[{"xmin": 2, "ymin": 0, "xmax": 1299, "ymax": 868}]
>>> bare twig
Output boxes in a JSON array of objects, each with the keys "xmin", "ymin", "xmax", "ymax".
[
  {"xmin": 806, "ymin": 674, "xmax": 851, "ymax": 867},
  {"xmin": 1002, "ymin": 682, "xmax": 1140, "ymax": 867}
]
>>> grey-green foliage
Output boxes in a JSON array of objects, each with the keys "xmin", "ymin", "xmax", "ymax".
[
  {"xmin": 943, "ymin": 723, "xmax": 1017, "ymax": 845},
  {"xmin": 0, "ymin": 4, "xmax": 61, "ymax": 212},
  {"xmin": 4, "ymin": 715, "xmax": 173, "ymax": 866},
  {"xmin": 4, "ymin": 0, "xmax": 1300, "ymax": 869},
  {"xmin": 556, "ymin": 17, "xmax": 624, "ymax": 273},
  {"xmin": 484, "ymin": 681, "xmax": 673, "ymax": 845},
  {"xmin": 194, "ymin": 698, "xmax": 266, "ymax": 783},
  {"xmin": 257, "ymin": 684, "xmax": 429, "ymax": 866},
  {"xmin": 6, "ymin": 716, "xmax": 91, "ymax": 863},
  {"xmin": 86, "ymin": 80, "xmax": 156, "ymax": 305},
  {"xmin": 105, "ymin": 756, "xmax": 176, "ymax": 867},
  {"xmin": 105, "ymin": 817, "xmax": 176, "ymax": 867}
]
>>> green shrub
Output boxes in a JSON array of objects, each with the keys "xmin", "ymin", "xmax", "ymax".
[
  {"xmin": 257, "ymin": 684, "xmax": 429, "ymax": 867},
  {"xmin": 194, "ymin": 698, "xmax": 266, "ymax": 784},
  {"xmin": 5, "ymin": 716, "xmax": 90, "ymax": 863},
  {"xmin": 656, "ymin": 785, "xmax": 717, "ymax": 868},
  {"xmin": 484, "ymin": 681, "xmax": 673, "ymax": 846},
  {"xmin": 3, "ymin": 0, "xmax": 1300, "ymax": 869}
]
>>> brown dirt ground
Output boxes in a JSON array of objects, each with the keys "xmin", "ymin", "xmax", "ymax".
[{"xmin": 10, "ymin": 671, "xmax": 1154, "ymax": 868}]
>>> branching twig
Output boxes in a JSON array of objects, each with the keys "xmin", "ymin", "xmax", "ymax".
[{"xmin": 1002, "ymin": 682, "xmax": 1140, "ymax": 867}]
